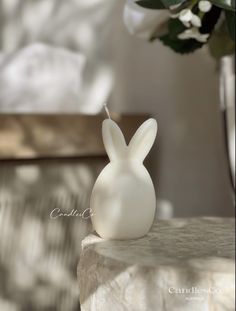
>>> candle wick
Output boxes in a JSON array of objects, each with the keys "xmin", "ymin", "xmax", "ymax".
[{"xmin": 103, "ymin": 103, "xmax": 111, "ymax": 120}]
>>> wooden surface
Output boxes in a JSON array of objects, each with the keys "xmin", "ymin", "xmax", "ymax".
[{"xmin": 0, "ymin": 114, "xmax": 148, "ymax": 160}]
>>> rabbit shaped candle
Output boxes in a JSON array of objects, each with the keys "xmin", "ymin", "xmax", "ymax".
[{"xmin": 90, "ymin": 115, "xmax": 158, "ymax": 240}]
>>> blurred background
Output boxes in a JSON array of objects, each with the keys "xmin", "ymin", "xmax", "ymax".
[{"xmin": 0, "ymin": 0, "xmax": 234, "ymax": 310}]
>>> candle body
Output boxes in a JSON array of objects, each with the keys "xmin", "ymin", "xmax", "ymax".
[
  {"xmin": 90, "ymin": 118, "xmax": 157, "ymax": 240},
  {"xmin": 90, "ymin": 160, "xmax": 156, "ymax": 240}
]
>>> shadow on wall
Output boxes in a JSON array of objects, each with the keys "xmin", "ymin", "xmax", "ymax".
[
  {"xmin": 0, "ymin": 0, "xmax": 119, "ymax": 113},
  {"xmin": 0, "ymin": 161, "xmax": 104, "ymax": 311}
]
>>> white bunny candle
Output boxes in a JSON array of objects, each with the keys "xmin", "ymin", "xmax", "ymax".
[{"xmin": 90, "ymin": 115, "xmax": 158, "ymax": 240}]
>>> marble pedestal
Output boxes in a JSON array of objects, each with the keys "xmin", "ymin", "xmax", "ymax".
[{"xmin": 78, "ymin": 217, "xmax": 235, "ymax": 311}]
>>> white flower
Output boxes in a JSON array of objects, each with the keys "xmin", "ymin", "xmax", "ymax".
[
  {"xmin": 171, "ymin": 8, "xmax": 202, "ymax": 28},
  {"xmin": 178, "ymin": 28, "xmax": 210, "ymax": 42},
  {"xmin": 123, "ymin": 0, "xmax": 169, "ymax": 39},
  {"xmin": 191, "ymin": 14, "xmax": 202, "ymax": 27},
  {"xmin": 198, "ymin": 0, "xmax": 212, "ymax": 12},
  {"xmin": 179, "ymin": 9, "xmax": 193, "ymax": 22}
]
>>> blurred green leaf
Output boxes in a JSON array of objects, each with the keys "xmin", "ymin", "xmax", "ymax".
[
  {"xmin": 136, "ymin": 0, "xmax": 185, "ymax": 9},
  {"xmin": 159, "ymin": 34, "xmax": 204, "ymax": 53},
  {"xmin": 136, "ymin": 0, "xmax": 166, "ymax": 9},
  {"xmin": 225, "ymin": 11, "xmax": 235, "ymax": 40},
  {"xmin": 168, "ymin": 18, "xmax": 186, "ymax": 38},
  {"xmin": 210, "ymin": 0, "xmax": 235, "ymax": 11},
  {"xmin": 160, "ymin": 0, "xmax": 186, "ymax": 7},
  {"xmin": 208, "ymin": 20, "xmax": 235, "ymax": 58}
]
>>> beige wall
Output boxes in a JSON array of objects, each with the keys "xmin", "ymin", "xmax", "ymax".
[
  {"xmin": 110, "ymin": 4, "xmax": 234, "ymax": 217},
  {"xmin": 0, "ymin": 0, "xmax": 233, "ymax": 217}
]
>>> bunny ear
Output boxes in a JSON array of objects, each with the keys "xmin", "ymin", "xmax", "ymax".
[
  {"xmin": 128, "ymin": 118, "xmax": 157, "ymax": 162},
  {"xmin": 102, "ymin": 119, "xmax": 127, "ymax": 162}
]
